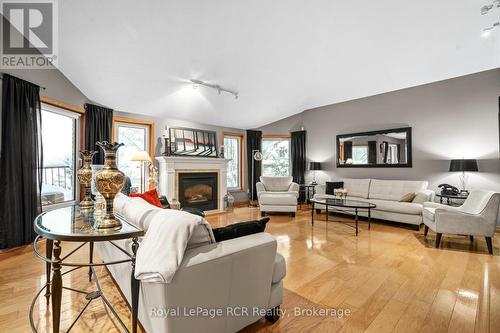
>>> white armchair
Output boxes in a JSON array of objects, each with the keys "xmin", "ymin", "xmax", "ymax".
[
  {"xmin": 256, "ymin": 176, "xmax": 299, "ymax": 217},
  {"xmin": 422, "ymin": 190, "xmax": 500, "ymax": 254}
]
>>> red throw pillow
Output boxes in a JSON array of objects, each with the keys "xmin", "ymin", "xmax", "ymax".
[{"xmin": 130, "ymin": 189, "xmax": 162, "ymax": 208}]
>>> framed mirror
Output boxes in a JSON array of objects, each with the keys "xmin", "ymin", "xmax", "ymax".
[{"xmin": 336, "ymin": 127, "xmax": 412, "ymax": 168}]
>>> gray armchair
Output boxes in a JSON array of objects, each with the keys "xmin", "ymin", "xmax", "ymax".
[{"xmin": 422, "ymin": 190, "xmax": 500, "ymax": 254}]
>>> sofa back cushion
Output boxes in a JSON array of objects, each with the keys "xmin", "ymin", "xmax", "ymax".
[
  {"xmin": 339, "ymin": 178, "xmax": 371, "ymax": 198},
  {"xmin": 369, "ymin": 179, "xmax": 428, "ymax": 201},
  {"xmin": 260, "ymin": 176, "xmax": 293, "ymax": 192}
]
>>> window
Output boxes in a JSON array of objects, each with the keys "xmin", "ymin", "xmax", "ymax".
[
  {"xmin": 224, "ymin": 134, "xmax": 242, "ymax": 190},
  {"xmin": 113, "ymin": 118, "xmax": 153, "ymax": 193},
  {"xmin": 41, "ymin": 104, "xmax": 81, "ymax": 207},
  {"xmin": 262, "ymin": 137, "xmax": 290, "ymax": 176},
  {"xmin": 352, "ymin": 146, "xmax": 368, "ymax": 164}
]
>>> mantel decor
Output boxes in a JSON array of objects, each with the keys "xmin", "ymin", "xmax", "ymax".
[
  {"xmin": 169, "ymin": 127, "xmax": 217, "ymax": 157},
  {"xmin": 77, "ymin": 150, "xmax": 97, "ymax": 211},
  {"xmin": 95, "ymin": 141, "xmax": 125, "ymax": 229},
  {"xmin": 336, "ymin": 127, "xmax": 412, "ymax": 168}
]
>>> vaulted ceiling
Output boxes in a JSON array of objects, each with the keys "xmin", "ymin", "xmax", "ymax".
[{"xmin": 58, "ymin": 0, "xmax": 500, "ymax": 128}]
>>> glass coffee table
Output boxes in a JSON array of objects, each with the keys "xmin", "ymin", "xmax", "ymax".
[
  {"xmin": 32, "ymin": 205, "xmax": 144, "ymax": 333},
  {"xmin": 310, "ymin": 198, "xmax": 376, "ymax": 235}
]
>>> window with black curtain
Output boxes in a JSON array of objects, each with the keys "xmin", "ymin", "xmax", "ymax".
[{"xmin": 0, "ymin": 74, "xmax": 42, "ymax": 249}]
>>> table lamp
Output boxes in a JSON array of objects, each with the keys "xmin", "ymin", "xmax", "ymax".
[
  {"xmin": 309, "ymin": 162, "xmax": 322, "ymax": 185},
  {"xmin": 131, "ymin": 150, "xmax": 152, "ymax": 193},
  {"xmin": 449, "ymin": 159, "xmax": 478, "ymax": 194}
]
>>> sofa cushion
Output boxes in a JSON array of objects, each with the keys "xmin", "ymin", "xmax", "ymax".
[
  {"xmin": 399, "ymin": 192, "xmax": 417, "ymax": 202},
  {"xmin": 370, "ymin": 199, "xmax": 424, "ymax": 215},
  {"xmin": 341, "ymin": 178, "xmax": 371, "ymax": 199},
  {"xmin": 423, "ymin": 207, "xmax": 436, "ymax": 222},
  {"xmin": 212, "ymin": 218, "xmax": 270, "ymax": 242},
  {"xmin": 326, "ymin": 181, "xmax": 344, "ymax": 195},
  {"xmin": 259, "ymin": 192, "xmax": 297, "ymax": 205},
  {"xmin": 369, "ymin": 179, "xmax": 428, "ymax": 201},
  {"xmin": 272, "ymin": 253, "xmax": 286, "ymax": 283},
  {"xmin": 260, "ymin": 176, "xmax": 293, "ymax": 192},
  {"xmin": 129, "ymin": 189, "xmax": 162, "ymax": 207}
]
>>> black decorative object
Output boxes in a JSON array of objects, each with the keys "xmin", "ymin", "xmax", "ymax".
[
  {"xmin": 247, "ymin": 130, "xmax": 262, "ymax": 202},
  {"xmin": 291, "ymin": 130, "xmax": 306, "ymax": 192},
  {"xmin": 84, "ymin": 103, "xmax": 113, "ymax": 164},
  {"xmin": 337, "ymin": 127, "xmax": 412, "ymax": 168},
  {"xmin": 0, "ymin": 74, "xmax": 42, "ymax": 249},
  {"xmin": 169, "ymin": 127, "xmax": 217, "ymax": 157}
]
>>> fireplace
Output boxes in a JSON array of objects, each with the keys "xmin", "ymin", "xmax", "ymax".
[{"xmin": 178, "ymin": 172, "xmax": 218, "ymax": 211}]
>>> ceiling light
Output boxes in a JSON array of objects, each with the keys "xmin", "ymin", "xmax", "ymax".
[
  {"xmin": 482, "ymin": 21, "xmax": 499, "ymax": 37},
  {"xmin": 190, "ymin": 79, "xmax": 239, "ymax": 99}
]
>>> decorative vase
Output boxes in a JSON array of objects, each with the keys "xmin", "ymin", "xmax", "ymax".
[
  {"xmin": 77, "ymin": 150, "xmax": 97, "ymax": 211},
  {"xmin": 95, "ymin": 141, "xmax": 125, "ymax": 229}
]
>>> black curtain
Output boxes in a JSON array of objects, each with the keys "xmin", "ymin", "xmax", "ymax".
[
  {"xmin": 367, "ymin": 141, "xmax": 377, "ymax": 164},
  {"xmin": 291, "ymin": 131, "xmax": 306, "ymax": 201},
  {"xmin": 246, "ymin": 130, "xmax": 262, "ymax": 201},
  {"xmin": 383, "ymin": 141, "xmax": 389, "ymax": 163},
  {"xmin": 344, "ymin": 141, "xmax": 353, "ymax": 159},
  {"xmin": 84, "ymin": 103, "xmax": 113, "ymax": 164},
  {"xmin": 0, "ymin": 74, "xmax": 42, "ymax": 249}
]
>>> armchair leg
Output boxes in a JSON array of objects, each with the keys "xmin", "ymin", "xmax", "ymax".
[
  {"xmin": 485, "ymin": 237, "xmax": 493, "ymax": 255},
  {"xmin": 291, "ymin": 212, "xmax": 296, "ymax": 218},
  {"xmin": 261, "ymin": 211, "xmax": 266, "ymax": 217},
  {"xmin": 469, "ymin": 235, "xmax": 474, "ymax": 242},
  {"xmin": 435, "ymin": 233, "xmax": 442, "ymax": 248},
  {"xmin": 424, "ymin": 225, "xmax": 429, "ymax": 237},
  {"xmin": 265, "ymin": 305, "xmax": 281, "ymax": 323},
  {"xmin": 315, "ymin": 209, "xmax": 321, "ymax": 214}
]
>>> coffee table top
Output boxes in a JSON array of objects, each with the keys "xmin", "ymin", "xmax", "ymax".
[
  {"xmin": 311, "ymin": 198, "xmax": 376, "ymax": 209},
  {"xmin": 34, "ymin": 205, "xmax": 144, "ymax": 241},
  {"xmin": 435, "ymin": 193, "xmax": 468, "ymax": 199}
]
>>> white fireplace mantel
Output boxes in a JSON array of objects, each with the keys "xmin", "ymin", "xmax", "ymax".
[{"xmin": 156, "ymin": 156, "xmax": 230, "ymax": 212}]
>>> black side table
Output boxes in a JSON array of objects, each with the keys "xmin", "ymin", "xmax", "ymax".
[
  {"xmin": 32, "ymin": 205, "xmax": 144, "ymax": 333},
  {"xmin": 299, "ymin": 184, "xmax": 316, "ymax": 208},
  {"xmin": 436, "ymin": 193, "xmax": 468, "ymax": 207}
]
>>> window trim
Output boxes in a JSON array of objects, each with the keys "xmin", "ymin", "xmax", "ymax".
[
  {"xmin": 112, "ymin": 117, "xmax": 155, "ymax": 157},
  {"xmin": 222, "ymin": 131, "xmax": 244, "ymax": 192},
  {"xmin": 40, "ymin": 102, "xmax": 82, "ymax": 211},
  {"xmin": 261, "ymin": 135, "xmax": 291, "ymax": 177}
]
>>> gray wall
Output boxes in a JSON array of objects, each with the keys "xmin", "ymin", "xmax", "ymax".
[{"xmin": 259, "ymin": 69, "xmax": 500, "ymax": 193}]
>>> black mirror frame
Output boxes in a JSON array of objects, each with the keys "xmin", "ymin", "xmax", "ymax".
[{"xmin": 336, "ymin": 127, "xmax": 412, "ymax": 168}]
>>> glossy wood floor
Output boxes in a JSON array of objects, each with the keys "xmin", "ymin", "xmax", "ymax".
[{"xmin": 1, "ymin": 206, "xmax": 499, "ymax": 332}]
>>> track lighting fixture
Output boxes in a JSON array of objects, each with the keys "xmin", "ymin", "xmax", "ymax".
[
  {"xmin": 190, "ymin": 79, "xmax": 238, "ymax": 99},
  {"xmin": 481, "ymin": 1, "xmax": 500, "ymax": 15}
]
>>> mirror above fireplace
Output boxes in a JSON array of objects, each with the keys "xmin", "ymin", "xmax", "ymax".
[{"xmin": 336, "ymin": 127, "xmax": 412, "ymax": 168}]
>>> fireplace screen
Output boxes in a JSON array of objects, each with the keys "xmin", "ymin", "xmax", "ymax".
[
  {"xmin": 184, "ymin": 184, "xmax": 212, "ymax": 204},
  {"xmin": 178, "ymin": 172, "xmax": 218, "ymax": 211}
]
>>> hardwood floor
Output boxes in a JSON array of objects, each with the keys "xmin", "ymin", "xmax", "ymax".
[{"xmin": 1, "ymin": 207, "xmax": 499, "ymax": 332}]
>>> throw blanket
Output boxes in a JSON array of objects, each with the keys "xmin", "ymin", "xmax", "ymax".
[{"xmin": 134, "ymin": 208, "xmax": 215, "ymax": 283}]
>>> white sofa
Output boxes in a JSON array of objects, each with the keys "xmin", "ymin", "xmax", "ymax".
[
  {"xmin": 314, "ymin": 178, "xmax": 435, "ymax": 227},
  {"xmin": 256, "ymin": 176, "xmax": 299, "ymax": 217},
  {"xmin": 96, "ymin": 196, "xmax": 286, "ymax": 333},
  {"xmin": 423, "ymin": 190, "xmax": 500, "ymax": 254}
]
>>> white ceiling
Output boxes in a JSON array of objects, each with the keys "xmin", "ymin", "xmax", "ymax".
[{"xmin": 58, "ymin": 0, "xmax": 500, "ymax": 129}]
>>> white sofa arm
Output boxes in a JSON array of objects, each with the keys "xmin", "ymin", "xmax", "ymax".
[
  {"xmin": 256, "ymin": 182, "xmax": 266, "ymax": 197},
  {"xmin": 288, "ymin": 182, "xmax": 299, "ymax": 198},
  {"xmin": 315, "ymin": 184, "xmax": 326, "ymax": 195},
  {"xmin": 423, "ymin": 201, "xmax": 459, "ymax": 211}
]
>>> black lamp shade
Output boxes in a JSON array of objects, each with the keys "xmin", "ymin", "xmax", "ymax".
[
  {"xmin": 449, "ymin": 159, "xmax": 478, "ymax": 172},
  {"xmin": 309, "ymin": 162, "xmax": 322, "ymax": 171}
]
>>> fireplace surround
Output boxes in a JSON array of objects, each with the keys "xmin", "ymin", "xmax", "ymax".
[{"xmin": 156, "ymin": 156, "xmax": 230, "ymax": 213}]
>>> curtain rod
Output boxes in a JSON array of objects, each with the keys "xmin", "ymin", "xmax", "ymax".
[{"xmin": 0, "ymin": 74, "xmax": 46, "ymax": 90}]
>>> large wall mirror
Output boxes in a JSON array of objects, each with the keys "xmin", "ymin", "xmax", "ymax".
[{"xmin": 336, "ymin": 127, "xmax": 412, "ymax": 168}]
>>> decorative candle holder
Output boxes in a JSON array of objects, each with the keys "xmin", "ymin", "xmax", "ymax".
[
  {"xmin": 94, "ymin": 141, "xmax": 125, "ymax": 229},
  {"xmin": 77, "ymin": 150, "xmax": 97, "ymax": 211}
]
